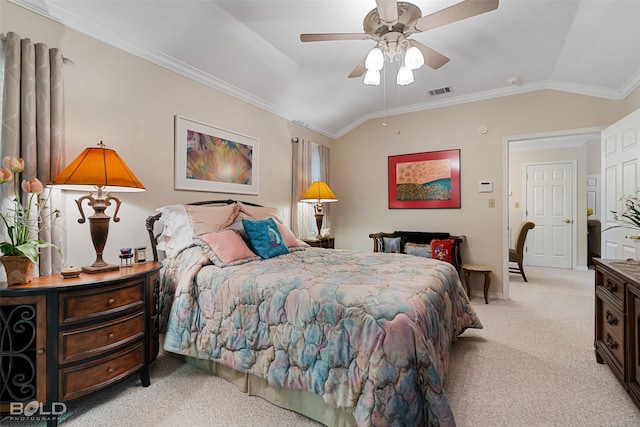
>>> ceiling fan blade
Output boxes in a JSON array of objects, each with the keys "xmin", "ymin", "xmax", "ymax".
[
  {"xmin": 414, "ymin": 0, "xmax": 499, "ymax": 32},
  {"xmin": 409, "ymin": 40, "xmax": 450, "ymax": 69},
  {"xmin": 348, "ymin": 57, "xmax": 367, "ymax": 78},
  {"xmin": 375, "ymin": 0, "xmax": 399, "ymax": 26},
  {"xmin": 300, "ymin": 33, "xmax": 372, "ymax": 42}
]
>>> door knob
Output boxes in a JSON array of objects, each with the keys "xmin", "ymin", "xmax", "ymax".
[{"xmin": 563, "ymin": 219, "xmax": 572, "ymax": 223}]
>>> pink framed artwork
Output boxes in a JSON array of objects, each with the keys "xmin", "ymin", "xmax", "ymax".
[{"xmin": 388, "ymin": 149, "xmax": 461, "ymax": 209}]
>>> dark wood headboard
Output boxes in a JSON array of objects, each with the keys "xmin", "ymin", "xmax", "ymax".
[{"xmin": 145, "ymin": 199, "xmax": 263, "ymax": 262}]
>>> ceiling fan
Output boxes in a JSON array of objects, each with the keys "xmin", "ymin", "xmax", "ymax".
[{"xmin": 300, "ymin": 0, "xmax": 499, "ymax": 84}]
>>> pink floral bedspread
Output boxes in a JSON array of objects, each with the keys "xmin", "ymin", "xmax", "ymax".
[{"xmin": 161, "ymin": 247, "xmax": 482, "ymax": 426}]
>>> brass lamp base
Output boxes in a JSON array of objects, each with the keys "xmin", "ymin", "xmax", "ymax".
[{"xmin": 314, "ymin": 212, "xmax": 324, "ymax": 239}]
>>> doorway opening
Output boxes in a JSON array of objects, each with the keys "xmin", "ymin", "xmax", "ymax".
[{"xmin": 502, "ymin": 127, "xmax": 603, "ymax": 300}]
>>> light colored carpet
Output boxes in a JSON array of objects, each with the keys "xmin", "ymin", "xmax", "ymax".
[{"xmin": 4, "ymin": 266, "xmax": 640, "ymax": 426}]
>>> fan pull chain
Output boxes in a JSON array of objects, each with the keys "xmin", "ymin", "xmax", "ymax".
[{"xmin": 382, "ymin": 65, "xmax": 387, "ymax": 127}]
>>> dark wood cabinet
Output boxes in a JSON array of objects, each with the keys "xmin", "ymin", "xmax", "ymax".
[
  {"xmin": 0, "ymin": 262, "xmax": 161, "ymax": 425},
  {"xmin": 594, "ymin": 258, "xmax": 640, "ymax": 408},
  {"xmin": 303, "ymin": 237, "xmax": 335, "ymax": 249}
]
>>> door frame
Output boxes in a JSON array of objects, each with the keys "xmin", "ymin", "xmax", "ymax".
[
  {"xmin": 502, "ymin": 126, "xmax": 604, "ymax": 300},
  {"xmin": 523, "ymin": 160, "xmax": 577, "ymax": 269}
]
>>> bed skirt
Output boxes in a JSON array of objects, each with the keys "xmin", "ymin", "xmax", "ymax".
[{"xmin": 186, "ymin": 356, "xmax": 357, "ymax": 427}]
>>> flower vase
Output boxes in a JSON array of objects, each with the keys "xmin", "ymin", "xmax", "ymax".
[{"xmin": 0, "ymin": 255, "xmax": 35, "ymax": 285}]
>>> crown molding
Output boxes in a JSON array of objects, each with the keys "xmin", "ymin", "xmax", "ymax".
[{"xmin": 12, "ymin": 0, "xmax": 639, "ymax": 141}]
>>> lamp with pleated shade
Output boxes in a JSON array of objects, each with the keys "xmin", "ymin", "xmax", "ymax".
[
  {"xmin": 300, "ymin": 181, "xmax": 337, "ymax": 239},
  {"xmin": 50, "ymin": 141, "xmax": 145, "ymax": 273}
]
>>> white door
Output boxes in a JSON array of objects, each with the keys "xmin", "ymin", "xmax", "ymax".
[
  {"xmin": 602, "ymin": 108, "xmax": 640, "ymax": 260},
  {"xmin": 525, "ymin": 162, "xmax": 574, "ymax": 268}
]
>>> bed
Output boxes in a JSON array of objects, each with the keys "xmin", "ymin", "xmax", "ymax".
[{"xmin": 146, "ymin": 200, "xmax": 482, "ymax": 426}]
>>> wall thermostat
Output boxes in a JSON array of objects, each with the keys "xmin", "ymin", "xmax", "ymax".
[{"xmin": 478, "ymin": 181, "xmax": 493, "ymax": 193}]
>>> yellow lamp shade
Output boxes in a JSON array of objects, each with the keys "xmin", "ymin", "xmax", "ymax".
[{"xmin": 301, "ymin": 181, "xmax": 337, "ymax": 202}]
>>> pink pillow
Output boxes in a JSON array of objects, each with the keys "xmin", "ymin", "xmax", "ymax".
[
  {"xmin": 277, "ymin": 223, "xmax": 302, "ymax": 248},
  {"xmin": 196, "ymin": 230, "xmax": 258, "ymax": 266}
]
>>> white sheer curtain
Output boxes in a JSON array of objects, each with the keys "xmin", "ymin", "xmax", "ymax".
[
  {"xmin": 291, "ymin": 138, "xmax": 314, "ymax": 238},
  {"xmin": 318, "ymin": 143, "xmax": 332, "ymax": 232},
  {"xmin": 0, "ymin": 32, "xmax": 66, "ymax": 278},
  {"xmin": 291, "ymin": 139, "xmax": 332, "ymax": 239}
]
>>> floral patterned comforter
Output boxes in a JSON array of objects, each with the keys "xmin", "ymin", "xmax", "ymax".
[{"xmin": 161, "ymin": 247, "xmax": 482, "ymax": 426}]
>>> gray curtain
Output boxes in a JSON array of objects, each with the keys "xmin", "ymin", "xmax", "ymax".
[
  {"xmin": 291, "ymin": 138, "xmax": 314, "ymax": 238},
  {"xmin": 0, "ymin": 31, "xmax": 66, "ymax": 278}
]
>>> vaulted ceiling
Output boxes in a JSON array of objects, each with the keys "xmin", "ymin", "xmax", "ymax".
[{"xmin": 12, "ymin": 0, "xmax": 640, "ymax": 138}]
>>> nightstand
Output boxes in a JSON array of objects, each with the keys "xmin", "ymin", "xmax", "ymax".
[
  {"xmin": 0, "ymin": 262, "xmax": 161, "ymax": 426},
  {"xmin": 303, "ymin": 237, "xmax": 335, "ymax": 249}
]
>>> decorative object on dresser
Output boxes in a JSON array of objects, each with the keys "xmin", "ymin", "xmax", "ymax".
[
  {"xmin": 50, "ymin": 142, "xmax": 145, "ymax": 274},
  {"xmin": 369, "ymin": 231, "xmax": 466, "ymax": 271},
  {"xmin": 593, "ymin": 258, "xmax": 640, "ymax": 409},
  {"xmin": 302, "ymin": 237, "xmax": 334, "ymax": 249},
  {"xmin": 388, "ymin": 149, "xmax": 461, "ymax": 209},
  {"xmin": 0, "ymin": 156, "xmax": 60, "ymax": 285},
  {"xmin": 0, "ymin": 262, "xmax": 161, "ymax": 426},
  {"xmin": 300, "ymin": 181, "xmax": 338, "ymax": 239}
]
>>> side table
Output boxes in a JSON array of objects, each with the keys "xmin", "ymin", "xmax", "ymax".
[
  {"xmin": 303, "ymin": 237, "xmax": 335, "ymax": 249},
  {"xmin": 461, "ymin": 263, "xmax": 492, "ymax": 304},
  {"xmin": 0, "ymin": 262, "xmax": 161, "ymax": 426}
]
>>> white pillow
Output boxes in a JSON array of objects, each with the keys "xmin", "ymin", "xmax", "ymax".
[{"xmin": 156, "ymin": 205, "xmax": 192, "ymax": 258}]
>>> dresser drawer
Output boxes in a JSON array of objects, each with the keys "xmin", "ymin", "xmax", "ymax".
[
  {"xmin": 59, "ymin": 311, "xmax": 144, "ymax": 364},
  {"xmin": 596, "ymin": 270, "xmax": 624, "ymax": 307},
  {"xmin": 60, "ymin": 280, "xmax": 145, "ymax": 325},
  {"xmin": 59, "ymin": 342, "xmax": 144, "ymax": 401},
  {"xmin": 601, "ymin": 323, "xmax": 625, "ymax": 368},
  {"xmin": 600, "ymin": 298, "xmax": 624, "ymax": 341}
]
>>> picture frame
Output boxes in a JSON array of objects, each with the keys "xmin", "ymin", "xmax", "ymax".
[
  {"xmin": 174, "ymin": 115, "xmax": 259, "ymax": 195},
  {"xmin": 388, "ymin": 149, "xmax": 461, "ymax": 209}
]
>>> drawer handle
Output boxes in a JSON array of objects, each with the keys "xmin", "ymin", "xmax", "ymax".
[
  {"xmin": 606, "ymin": 311, "xmax": 618, "ymax": 326},
  {"xmin": 108, "ymin": 298, "xmax": 115, "ymax": 305},
  {"xmin": 605, "ymin": 279, "xmax": 618, "ymax": 293},
  {"xmin": 108, "ymin": 368, "xmax": 114, "ymax": 374},
  {"xmin": 605, "ymin": 333, "xmax": 618, "ymax": 350},
  {"xmin": 108, "ymin": 333, "xmax": 114, "ymax": 339}
]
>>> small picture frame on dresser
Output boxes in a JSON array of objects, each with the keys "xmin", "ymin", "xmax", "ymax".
[{"xmin": 134, "ymin": 247, "xmax": 147, "ymax": 263}]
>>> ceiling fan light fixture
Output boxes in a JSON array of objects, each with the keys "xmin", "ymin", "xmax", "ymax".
[
  {"xmin": 404, "ymin": 46, "xmax": 424, "ymax": 70},
  {"xmin": 364, "ymin": 47, "xmax": 384, "ymax": 71},
  {"xmin": 396, "ymin": 66, "xmax": 413, "ymax": 86},
  {"xmin": 363, "ymin": 69, "xmax": 381, "ymax": 86}
]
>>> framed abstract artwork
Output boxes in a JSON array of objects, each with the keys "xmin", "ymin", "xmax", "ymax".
[
  {"xmin": 174, "ymin": 115, "xmax": 259, "ymax": 194},
  {"xmin": 388, "ymin": 149, "xmax": 461, "ymax": 209}
]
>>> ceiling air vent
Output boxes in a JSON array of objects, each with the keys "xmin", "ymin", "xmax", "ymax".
[{"xmin": 428, "ymin": 86, "xmax": 452, "ymax": 96}]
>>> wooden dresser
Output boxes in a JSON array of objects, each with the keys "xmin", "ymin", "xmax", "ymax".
[
  {"xmin": 593, "ymin": 258, "xmax": 640, "ymax": 409},
  {"xmin": 0, "ymin": 262, "xmax": 161, "ymax": 425}
]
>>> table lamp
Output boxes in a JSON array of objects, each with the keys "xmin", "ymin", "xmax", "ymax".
[
  {"xmin": 51, "ymin": 141, "xmax": 145, "ymax": 273},
  {"xmin": 300, "ymin": 181, "xmax": 337, "ymax": 239}
]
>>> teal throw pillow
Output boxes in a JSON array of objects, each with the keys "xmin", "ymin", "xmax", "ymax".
[{"xmin": 242, "ymin": 217, "xmax": 290, "ymax": 259}]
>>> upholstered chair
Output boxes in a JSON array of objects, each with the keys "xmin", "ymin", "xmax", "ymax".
[{"xmin": 509, "ymin": 221, "xmax": 535, "ymax": 282}]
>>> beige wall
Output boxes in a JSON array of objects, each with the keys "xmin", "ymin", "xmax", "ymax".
[
  {"xmin": 333, "ymin": 90, "xmax": 640, "ymax": 299},
  {"xmin": 1, "ymin": 1, "xmax": 333, "ymax": 268}
]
